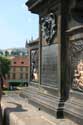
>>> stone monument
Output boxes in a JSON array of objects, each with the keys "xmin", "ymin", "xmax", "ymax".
[{"xmin": 25, "ymin": 0, "xmax": 83, "ymax": 124}]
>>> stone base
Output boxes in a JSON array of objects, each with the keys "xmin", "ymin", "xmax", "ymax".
[{"xmin": 1, "ymin": 94, "xmax": 78, "ymax": 125}]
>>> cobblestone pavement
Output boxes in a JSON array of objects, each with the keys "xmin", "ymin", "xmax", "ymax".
[{"xmin": 1, "ymin": 91, "xmax": 79, "ymax": 125}]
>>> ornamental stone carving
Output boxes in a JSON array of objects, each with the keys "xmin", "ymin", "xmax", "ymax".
[{"xmin": 41, "ymin": 13, "xmax": 57, "ymax": 45}]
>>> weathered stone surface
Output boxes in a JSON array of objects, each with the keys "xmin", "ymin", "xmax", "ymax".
[{"xmin": 1, "ymin": 94, "xmax": 79, "ymax": 125}]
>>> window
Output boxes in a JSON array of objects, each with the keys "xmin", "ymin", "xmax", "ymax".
[
  {"xmin": 26, "ymin": 73, "xmax": 28, "ymax": 79},
  {"xmin": 21, "ymin": 61, "xmax": 24, "ymax": 64},
  {"xmin": 13, "ymin": 67, "xmax": 16, "ymax": 72},
  {"xmin": 26, "ymin": 67, "xmax": 28, "ymax": 72},
  {"xmin": 20, "ymin": 73, "xmax": 23, "ymax": 79},
  {"xmin": 14, "ymin": 62, "xmax": 16, "ymax": 64},
  {"xmin": 8, "ymin": 74, "xmax": 10, "ymax": 79},
  {"xmin": 12, "ymin": 73, "xmax": 16, "ymax": 79},
  {"xmin": 20, "ymin": 67, "xmax": 23, "ymax": 71}
]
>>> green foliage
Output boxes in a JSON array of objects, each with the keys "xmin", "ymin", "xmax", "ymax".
[
  {"xmin": 0, "ymin": 56, "xmax": 11, "ymax": 77},
  {"xmin": 0, "ymin": 51, "xmax": 3, "ymax": 55},
  {"xmin": 5, "ymin": 50, "xmax": 9, "ymax": 56}
]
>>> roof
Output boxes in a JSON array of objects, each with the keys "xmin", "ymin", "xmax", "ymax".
[
  {"xmin": 28, "ymin": 38, "xmax": 39, "ymax": 45},
  {"xmin": 25, "ymin": 38, "xmax": 40, "ymax": 48},
  {"xmin": 10, "ymin": 56, "xmax": 29, "ymax": 67}
]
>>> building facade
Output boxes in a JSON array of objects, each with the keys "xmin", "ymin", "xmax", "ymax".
[{"xmin": 7, "ymin": 56, "xmax": 29, "ymax": 86}]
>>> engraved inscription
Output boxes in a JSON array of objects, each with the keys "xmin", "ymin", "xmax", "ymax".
[{"xmin": 41, "ymin": 44, "xmax": 58, "ymax": 87}]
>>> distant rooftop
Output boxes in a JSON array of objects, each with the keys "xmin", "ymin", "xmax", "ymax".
[{"xmin": 0, "ymin": 48, "xmax": 28, "ymax": 56}]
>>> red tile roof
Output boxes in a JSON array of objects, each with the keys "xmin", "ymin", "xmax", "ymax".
[{"xmin": 10, "ymin": 56, "xmax": 29, "ymax": 67}]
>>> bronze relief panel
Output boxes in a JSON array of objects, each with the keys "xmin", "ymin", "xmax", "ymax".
[
  {"xmin": 41, "ymin": 13, "xmax": 57, "ymax": 45},
  {"xmin": 69, "ymin": 33, "xmax": 83, "ymax": 92},
  {"xmin": 30, "ymin": 49, "xmax": 39, "ymax": 82},
  {"xmin": 68, "ymin": 0, "xmax": 83, "ymax": 92}
]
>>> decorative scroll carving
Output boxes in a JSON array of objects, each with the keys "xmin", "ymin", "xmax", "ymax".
[
  {"xmin": 41, "ymin": 13, "xmax": 57, "ymax": 45},
  {"xmin": 71, "ymin": 40, "xmax": 83, "ymax": 55}
]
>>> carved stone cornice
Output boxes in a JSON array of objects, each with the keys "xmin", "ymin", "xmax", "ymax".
[{"xmin": 26, "ymin": 0, "xmax": 43, "ymax": 13}]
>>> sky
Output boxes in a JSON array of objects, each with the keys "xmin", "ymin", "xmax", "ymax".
[{"xmin": 0, "ymin": 0, "xmax": 39, "ymax": 49}]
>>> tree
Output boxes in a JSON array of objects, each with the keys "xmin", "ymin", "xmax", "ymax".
[
  {"xmin": 0, "ymin": 51, "xmax": 3, "ymax": 56},
  {"xmin": 5, "ymin": 50, "xmax": 9, "ymax": 56},
  {"xmin": 11, "ymin": 51, "xmax": 14, "ymax": 56},
  {"xmin": 11, "ymin": 49, "xmax": 20, "ymax": 56},
  {"xmin": 0, "ymin": 56, "xmax": 11, "ymax": 78}
]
